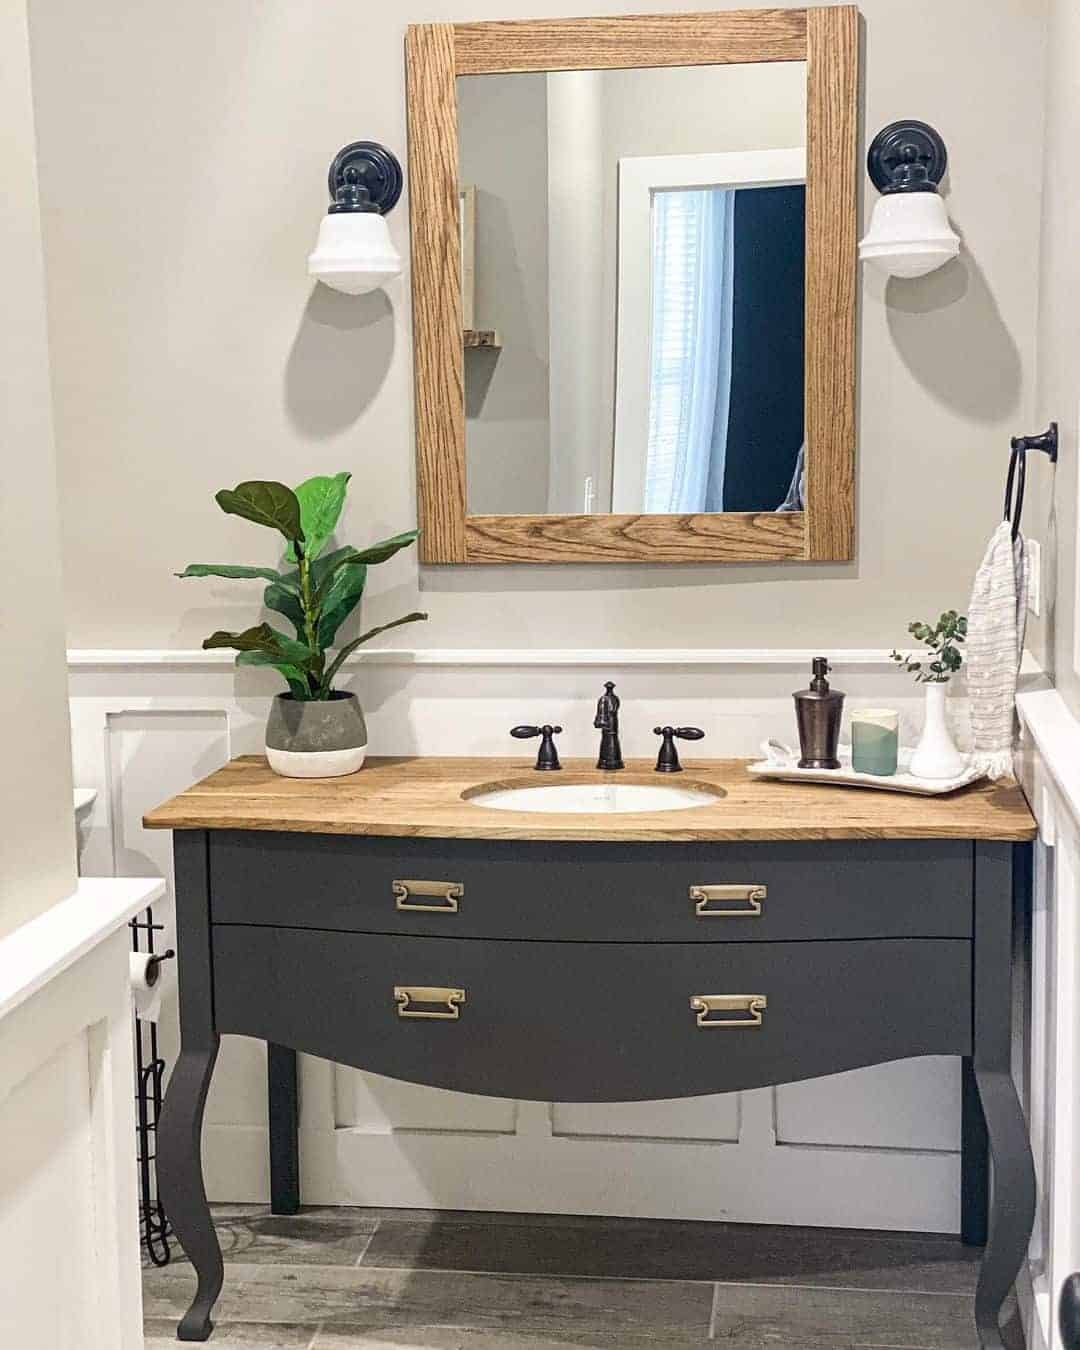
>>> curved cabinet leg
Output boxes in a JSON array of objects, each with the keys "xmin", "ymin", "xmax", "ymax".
[
  {"xmin": 158, "ymin": 1040, "xmax": 223, "ymax": 1341},
  {"xmin": 1060, "ymin": 1272, "xmax": 1080, "ymax": 1349},
  {"xmin": 973, "ymin": 1067, "xmax": 1035, "ymax": 1350},
  {"xmin": 961, "ymin": 1056, "xmax": 989, "ymax": 1246}
]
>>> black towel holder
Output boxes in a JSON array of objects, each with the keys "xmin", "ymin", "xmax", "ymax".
[{"xmin": 1004, "ymin": 422, "xmax": 1058, "ymax": 541}]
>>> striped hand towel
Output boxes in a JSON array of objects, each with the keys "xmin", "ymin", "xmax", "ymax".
[{"xmin": 965, "ymin": 519, "xmax": 1028, "ymax": 779}]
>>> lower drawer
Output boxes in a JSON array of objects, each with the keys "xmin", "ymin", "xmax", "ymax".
[{"xmin": 212, "ymin": 928, "xmax": 972, "ymax": 1102}]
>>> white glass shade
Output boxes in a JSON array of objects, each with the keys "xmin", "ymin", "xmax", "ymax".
[
  {"xmin": 307, "ymin": 211, "xmax": 402, "ymax": 295},
  {"xmin": 858, "ymin": 191, "xmax": 960, "ymax": 279}
]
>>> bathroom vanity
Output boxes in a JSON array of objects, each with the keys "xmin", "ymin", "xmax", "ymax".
[{"xmin": 146, "ymin": 755, "xmax": 1036, "ymax": 1348}]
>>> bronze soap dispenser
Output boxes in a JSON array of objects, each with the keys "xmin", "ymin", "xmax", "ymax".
[{"xmin": 793, "ymin": 657, "xmax": 844, "ymax": 769}]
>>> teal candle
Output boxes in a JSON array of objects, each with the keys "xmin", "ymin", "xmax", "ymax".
[{"xmin": 851, "ymin": 709, "xmax": 899, "ymax": 776}]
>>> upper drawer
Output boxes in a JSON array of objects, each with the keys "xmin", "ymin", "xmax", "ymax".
[{"xmin": 209, "ymin": 832, "xmax": 973, "ymax": 942}]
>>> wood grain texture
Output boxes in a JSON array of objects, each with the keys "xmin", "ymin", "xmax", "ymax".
[
  {"xmin": 452, "ymin": 9, "xmax": 808, "ymax": 74},
  {"xmin": 143, "ymin": 755, "xmax": 1036, "ymax": 843},
  {"xmin": 464, "ymin": 511, "xmax": 806, "ymax": 563},
  {"xmin": 804, "ymin": 4, "xmax": 858, "ymax": 560},
  {"xmin": 407, "ymin": 8, "xmax": 860, "ymax": 565},
  {"xmin": 406, "ymin": 24, "xmax": 467, "ymax": 564}
]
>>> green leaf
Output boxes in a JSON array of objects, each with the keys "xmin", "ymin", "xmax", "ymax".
[
  {"xmin": 215, "ymin": 481, "xmax": 304, "ymax": 543},
  {"xmin": 264, "ymin": 546, "xmax": 359, "ymax": 641},
  {"xmin": 236, "ymin": 650, "xmax": 310, "ymax": 698},
  {"xmin": 317, "ymin": 563, "xmax": 367, "ymax": 648},
  {"xmin": 202, "ymin": 623, "xmax": 317, "ymax": 671},
  {"xmin": 263, "ymin": 574, "xmax": 305, "ymax": 637},
  {"xmin": 286, "ymin": 472, "xmax": 351, "ymax": 563},
  {"xmin": 176, "ymin": 563, "xmax": 288, "ymax": 585},
  {"xmin": 319, "ymin": 611, "xmax": 428, "ymax": 694},
  {"xmin": 310, "ymin": 545, "xmax": 359, "ymax": 590},
  {"xmin": 347, "ymin": 529, "xmax": 420, "ymax": 567}
]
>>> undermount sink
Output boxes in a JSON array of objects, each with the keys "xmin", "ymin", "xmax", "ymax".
[{"xmin": 465, "ymin": 779, "xmax": 724, "ymax": 814}]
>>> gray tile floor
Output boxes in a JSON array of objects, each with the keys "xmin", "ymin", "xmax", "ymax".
[{"xmin": 142, "ymin": 1206, "xmax": 1025, "ymax": 1349}]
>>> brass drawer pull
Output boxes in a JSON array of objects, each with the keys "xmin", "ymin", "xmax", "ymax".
[
  {"xmin": 690, "ymin": 994, "xmax": 767, "ymax": 1029},
  {"xmin": 690, "ymin": 884, "xmax": 766, "ymax": 918},
  {"xmin": 393, "ymin": 880, "xmax": 463, "ymax": 913},
  {"xmin": 394, "ymin": 986, "xmax": 466, "ymax": 1020}
]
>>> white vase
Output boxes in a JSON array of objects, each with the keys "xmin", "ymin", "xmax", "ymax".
[{"xmin": 910, "ymin": 682, "xmax": 965, "ymax": 779}]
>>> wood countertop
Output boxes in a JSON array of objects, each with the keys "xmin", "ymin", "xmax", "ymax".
[{"xmin": 143, "ymin": 756, "xmax": 1037, "ymax": 843}]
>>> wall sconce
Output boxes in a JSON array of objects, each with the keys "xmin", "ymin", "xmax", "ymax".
[
  {"xmin": 307, "ymin": 141, "xmax": 404, "ymax": 295},
  {"xmin": 859, "ymin": 120, "xmax": 960, "ymax": 278}
]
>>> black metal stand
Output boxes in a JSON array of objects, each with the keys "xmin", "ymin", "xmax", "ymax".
[{"xmin": 131, "ymin": 907, "xmax": 174, "ymax": 1266}]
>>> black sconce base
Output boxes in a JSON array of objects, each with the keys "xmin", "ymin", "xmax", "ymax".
[
  {"xmin": 867, "ymin": 120, "xmax": 948, "ymax": 195},
  {"xmin": 327, "ymin": 142, "xmax": 403, "ymax": 215}
]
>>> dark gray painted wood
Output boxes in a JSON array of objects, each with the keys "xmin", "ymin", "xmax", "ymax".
[
  {"xmin": 972, "ymin": 841, "xmax": 1036, "ymax": 1350},
  {"xmin": 209, "ymin": 832, "xmax": 974, "ymax": 943},
  {"xmin": 157, "ymin": 831, "xmax": 223, "ymax": 1341},
  {"xmin": 267, "ymin": 1044, "xmax": 299, "ymax": 1216},
  {"xmin": 161, "ymin": 826, "xmax": 1032, "ymax": 1347},
  {"xmin": 1061, "ymin": 1272, "xmax": 1080, "ymax": 1349},
  {"xmin": 213, "ymin": 928, "xmax": 971, "ymax": 1102},
  {"xmin": 961, "ymin": 1056, "xmax": 989, "ymax": 1246}
]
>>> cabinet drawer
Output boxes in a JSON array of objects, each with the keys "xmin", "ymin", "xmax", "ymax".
[
  {"xmin": 212, "ymin": 927, "xmax": 971, "ymax": 1102},
  {"xmin": 210, "ymin": 831, "xmax": 973, "ymax": 942}
]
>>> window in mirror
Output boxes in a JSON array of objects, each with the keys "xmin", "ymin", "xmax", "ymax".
[{"xmin": 456, "ymin": 60, "xmax": 807, "ymax": 518}]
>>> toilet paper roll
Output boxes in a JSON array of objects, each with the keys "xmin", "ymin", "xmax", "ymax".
[{"xmin": 130, "ymin": 951, "xmax": 164, "ymax": 1023}]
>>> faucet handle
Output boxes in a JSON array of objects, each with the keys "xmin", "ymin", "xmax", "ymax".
[
  {"xmin": 511, "ymin": 724, "xmax": 563, "ymax": 771},
  {"xmin": 653, "ymin": 725, "xmax": 705, "ymax": 773}
]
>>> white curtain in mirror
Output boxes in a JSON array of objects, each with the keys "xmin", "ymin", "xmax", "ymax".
[{"xmin": 644, "ymin": 187, "xmax": 735, "ymax": 513}]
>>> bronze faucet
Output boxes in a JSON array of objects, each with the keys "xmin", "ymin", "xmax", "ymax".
[{"xmin": 593, "ymin": 681, "xmax": 624, "ymax": 771}]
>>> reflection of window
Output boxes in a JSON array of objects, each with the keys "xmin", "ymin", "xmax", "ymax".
[{"xmin": 644, "ymin": 188, "xmax": 735, "ymax": 514}]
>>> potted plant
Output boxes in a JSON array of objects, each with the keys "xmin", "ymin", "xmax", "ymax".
[
  {"xmin": 891, "ymin": 610, "xmax": 967, "ymax": 779},
  {"xmin": 178, "ymin": 473, "xmax": 426, "ymax": 778}
]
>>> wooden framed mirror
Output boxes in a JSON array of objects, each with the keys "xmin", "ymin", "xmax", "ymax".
[{"xmin": 406, "ymin": 7, "xmax": 858, "ymax": 564}]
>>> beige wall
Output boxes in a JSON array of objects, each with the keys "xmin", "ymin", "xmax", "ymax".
[
  {"xmin": 1, "ymin": 0, "xmax": 77, "ymax": 935},
  {"xmin": 29, "ymin": 0, "xmax": 1047, "ymax": 653},
  {"xmin": 1029, "ymin": 0, "xmax": 1078, "ymax": 709}
]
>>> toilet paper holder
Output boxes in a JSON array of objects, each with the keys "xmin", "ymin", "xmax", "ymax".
[{"xmin": 145, "ymin": 949, "xmax": 175, "ymax": 986}]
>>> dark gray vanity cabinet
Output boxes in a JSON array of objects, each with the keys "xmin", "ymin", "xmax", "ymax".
[{"xmin": 157, "ymin": 827, "xmax": 1033, "ymax": 1350}]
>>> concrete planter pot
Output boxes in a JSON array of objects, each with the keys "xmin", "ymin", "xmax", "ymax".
[{"xmin": 265, "ymin": 691, "xmax": 367, "ymax": 779}]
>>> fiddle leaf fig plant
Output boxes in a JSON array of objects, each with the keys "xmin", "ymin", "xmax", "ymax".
[
  {"xmin": 178, "ymin": 473, "xmax": 426, "ymax": 700},
  {"xmin": 891, "ymin": 610, "xmax": 968, "ymax": 684}
]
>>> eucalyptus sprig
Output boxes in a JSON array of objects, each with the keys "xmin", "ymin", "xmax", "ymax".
[
  {"xmin": 891, "ymin": 610, "xmax": 967, "ymax": 684},
  {"xmin": 177, "ymin": 473, "xmax": 426, "ymax": 700}
]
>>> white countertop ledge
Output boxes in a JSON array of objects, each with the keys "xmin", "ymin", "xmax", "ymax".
[{"xmin": 0, "ymin": 876, "xmax": 164, "ymax": 1022}]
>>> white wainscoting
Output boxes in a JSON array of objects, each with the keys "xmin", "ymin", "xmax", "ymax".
[
  {"xmin": 0, "ymin": 877, "xmax": 163, "ymax": 1350},
  {"xmin": 1016, "ymin": 689, "xmax": 1080, "ymax": 1350},
  {"xmin": 69, "ymin": 647, "xmax": 997, "ymax": 1231}
]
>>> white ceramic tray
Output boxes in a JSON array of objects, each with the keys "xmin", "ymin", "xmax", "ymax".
[{"xmin": 748, "ymin": 741, "xmax": 986, "ymax": 796}]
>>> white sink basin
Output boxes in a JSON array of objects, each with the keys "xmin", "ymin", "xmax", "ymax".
[{"xmin": 466, "ymin": 780, "xmax": 722, "ymax": 814}]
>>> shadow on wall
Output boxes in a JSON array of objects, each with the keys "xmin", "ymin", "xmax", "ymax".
[
  {"xmin": 284, "ymin": 284, "xmax": 394, "ymax": 438},
  {"xmin": 885, "ymin": 252, "xmax": 1021, "ymax": 423}
]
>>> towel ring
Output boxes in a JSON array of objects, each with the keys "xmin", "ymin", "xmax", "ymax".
[{"xmin": 1004, "ymin": 423, "xmax": 1058, "ymax": 542}]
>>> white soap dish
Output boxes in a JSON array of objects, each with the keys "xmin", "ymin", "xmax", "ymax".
[{"xmin": 748, "ymin": 740, "xmax": 986, "ymax": 796}]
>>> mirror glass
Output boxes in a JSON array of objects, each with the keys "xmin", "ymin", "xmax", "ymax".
[{"xmin": 458, "ymin": 61, "xmax": 807, "ymax": 516}]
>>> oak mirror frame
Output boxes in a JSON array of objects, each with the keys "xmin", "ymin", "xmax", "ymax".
[{"xmin": 405, "ymin": 6, "xmax": 858, "ymax": 564}]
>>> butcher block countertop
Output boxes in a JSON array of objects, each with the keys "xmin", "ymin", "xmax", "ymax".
[{"xmin": 143, "ymin": 755, "xmax": 1037, "ymax": 843}]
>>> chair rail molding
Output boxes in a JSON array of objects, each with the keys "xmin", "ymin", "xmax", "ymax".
[{"xmin": 68, "ymin": 647, "xmax": 1046, "ymax": 671}]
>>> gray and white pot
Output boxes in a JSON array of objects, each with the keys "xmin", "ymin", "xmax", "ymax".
[{"xmin": 265, "ymin": 691, "xmax": 368, "ymax": 779}]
